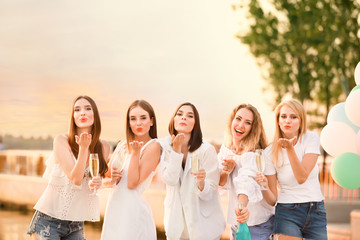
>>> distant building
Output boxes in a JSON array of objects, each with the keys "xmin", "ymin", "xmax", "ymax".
[{"xmin": 0, "ymin": 135, "xmax": 6, "ymax": 150}]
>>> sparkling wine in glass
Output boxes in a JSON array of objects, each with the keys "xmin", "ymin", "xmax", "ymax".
[
  {"xmin": 225, "ymin": 154, "xmax": 235, "ymax": 174},
  {"xmin": 89, "ymin": 153, "xmax": 100, "ymax": 195},
  {"xmin": 191, "ymin": 154, "xmax": 200, "ymax": 174},
  {"xmin": 111, "ymin": 150, "xmax": 126, "ymax": 187},
  {"xmin": 255, "ymin": 149, "xmax": 267, "ymax": 190}
]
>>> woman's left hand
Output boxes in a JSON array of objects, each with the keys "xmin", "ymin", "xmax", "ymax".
[{"xmin": 89, "ymin": 176, "xmax": 102, "ymax": 190}]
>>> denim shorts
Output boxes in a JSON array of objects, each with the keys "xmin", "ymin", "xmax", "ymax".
[
  {"xmin": 27, "ymin": 210, "xmax": 86, "ymax": 240},
  {"xmin": 230, "ymin": 215, "xmax": 274, "ymax": 240},
  {"xmin": 274, "ymin": 201, "xmax": 327, "ymax": 240}
]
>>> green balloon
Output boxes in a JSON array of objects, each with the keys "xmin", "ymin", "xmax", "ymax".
[
  {"xmin": 350, "ymin": 85, "xmax": 360, "ymax": 94},
  {"xmin": 331, "ymin": 152, "xmax": 360, "ymax": 189}
]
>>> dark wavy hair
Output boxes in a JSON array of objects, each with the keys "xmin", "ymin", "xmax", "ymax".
[{"xmin": 168, "ymin": 102, "xmax": 202, "ymax": 152}]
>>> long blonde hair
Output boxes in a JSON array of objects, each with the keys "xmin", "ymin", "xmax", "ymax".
[
  {"xmin": 272, "ymin": 99, "xmax": 307, "ymax": 168},
  {"xmin": 224, "ymin": 104, "xmax": 267, "ymax": 153}
]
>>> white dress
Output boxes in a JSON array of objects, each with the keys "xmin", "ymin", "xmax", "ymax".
[{"xmin": 101, "ymin": 139, "xmax": 158, "ymax": 240}]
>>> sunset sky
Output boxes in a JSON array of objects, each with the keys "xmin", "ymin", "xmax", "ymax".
[{"xmin": 0, "ymin": 0, "xmax": 276, "ymax": 144}]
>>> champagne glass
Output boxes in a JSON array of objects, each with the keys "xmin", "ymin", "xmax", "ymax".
[
  {"xmin": 224, "ymin": 154, "xmax": 235, "ymax": 174},
  {"xmin": 191, "ymin": 153, "xmax": 200, "ymax": 174},
  {"xmin": 111, "ymin": 150, "xmax": 126, "ymax": 187},
  {"xmin": 89, "ymin": 153, "xmax": 100, "ymax": 195},
  {"xmin": 255, "ymin": 149, "xmax": 267, "ymax": 190}
]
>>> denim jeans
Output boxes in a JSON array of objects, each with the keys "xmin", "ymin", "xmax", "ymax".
[
  {"xmin": 230, "ymin": 215, "xmax": 274, "ymax": 240},
  {"xmin": 27, "ymin": 210, "xmax": 86, "ymax": 240},
  {"xmin": 274, "ymin": 201, "xmax": 327, "ymax": 240}
]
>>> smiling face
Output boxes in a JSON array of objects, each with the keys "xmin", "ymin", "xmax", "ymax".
[
  {"xmin": 174, "ymin": 105, "xmax": 195, "ymax": 135},
  {"xmin": 73, "ymin": 98, "xmax": 94, "ymax": 131},
  {"xmin": 278, "ymin": 104, "xmax": 300, "ymax": 139},
  {"xmin": 231, "ymin": 108, "xmax": 253, "ymax": 144},
  {"xmin": 129, "ymin": 106, "xmax": 153, "ymax": 139}
]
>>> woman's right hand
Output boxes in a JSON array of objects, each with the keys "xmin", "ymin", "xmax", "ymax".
[
  {"xmin": 75, "ymin": 132, "xmax": 92, "ymax": 149},
  {"xmin": 89, "ymin": 176, "xmax": 102, "ymax": 190},
  {"xmin": 171, "ymin": 133, "xmax": 185, "ymax": 153},
  {"xmin": 111, "ymin": 168, "xmax": 123, "ymax": 185},
  {"xmin": 255, "ymin": 172, "xmax": 269, "ymax": 189},
  {"xmin": 235, "ymin": 206, "xmax": 250, "ymax": 223}
]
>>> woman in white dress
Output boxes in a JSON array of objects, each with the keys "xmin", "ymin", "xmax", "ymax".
[
  {"xmin": 27, "ymin": 95, "xmax": 110, "ymax": 240},
  {"xmin": 218, "ymin": 103, "xmax": 274, "ymax": 240},
  {"xmin": 101, "ymin": 99, "xmax": 161, "ymax": 240},
  {"xmin": 159, "ymin": 102, "xmax": 226, "ymax": 240}
]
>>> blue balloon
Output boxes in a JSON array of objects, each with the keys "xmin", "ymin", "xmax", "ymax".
[{"xmin": 327, "ymin": 102, "xmax": 360, "ymax": 133}]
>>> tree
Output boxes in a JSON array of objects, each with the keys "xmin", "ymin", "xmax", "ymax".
[{"xmin": 235, "ymin": 0, "xmax": 360, "ymax": 129}]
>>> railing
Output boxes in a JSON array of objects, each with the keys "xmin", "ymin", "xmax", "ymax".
[
  {"xmin": 1, "ymin": 150, "xmax": 360, "ymax": 202},
  {"xmin": 318, "ymin": 157, "xmax": 360, "ymax": 202}
]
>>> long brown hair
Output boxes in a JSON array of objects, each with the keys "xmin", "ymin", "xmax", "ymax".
[
  {"xmin": 68, "ymin": 95, "xmax": 108, "ymax": 177},
  {"xmin": 272, "ymin": 99, "xmax": 306, "ymax": 168},
  {"xmin": 168, "ymin": 102, "xmax": 202, "ymax": 152},
  {"xmin": 125, "ymin": 100, "xmax": 157, "ymax": 148},
  {"xmin": 225, "ymin": 104, "xmax": 267, "ymax": 152}
]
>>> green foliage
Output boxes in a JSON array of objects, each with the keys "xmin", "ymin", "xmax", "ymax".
[{"xmin": 236, "ymin": 0, "xmax": 360, "ymax": 128}]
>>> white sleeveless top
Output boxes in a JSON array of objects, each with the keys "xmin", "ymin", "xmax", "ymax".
[{"xmin": 34, "ymin": 153, "xmax": 99, "ymax": 222}]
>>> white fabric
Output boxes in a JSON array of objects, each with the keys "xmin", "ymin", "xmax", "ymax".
[
  {"xmin": 34, "ymin": 153, "xmax": 99, "ymax": 222},
  {"xmin": 264, "ymin": 131, "xmax": 324, "ymax": 203},
  {"xmin": 101, "ymin": 139, "xmax": 158, "ymax": 240},
  {"xmin": 218, "ymin": 145, "xmax": 274, "ymax": 226},
  {"xmin": 159, "ymin": 136, "xmax": 226, "ymax": 240}
]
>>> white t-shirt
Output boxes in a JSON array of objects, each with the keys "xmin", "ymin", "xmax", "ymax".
[{"xmin": 264, "ymin": 131, "xmax": 324, "ymax": 203}]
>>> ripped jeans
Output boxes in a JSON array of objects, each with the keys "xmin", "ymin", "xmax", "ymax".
[{"xmin": 27, "ymin": 211, "xmax": 86, "ymax": 240}]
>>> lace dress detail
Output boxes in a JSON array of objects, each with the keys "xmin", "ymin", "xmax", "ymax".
[{"xmin": 34, "ymin": 154, "xmax": 100, "ymax": 222}]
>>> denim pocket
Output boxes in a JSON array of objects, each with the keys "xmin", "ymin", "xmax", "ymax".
[
  {"xmin": 277, "ymin": 203, "xmax": 297, "ymax": 210},
  {"xmin": 316, "ymin": 203, "xmax": 327, "ymax": 216}
]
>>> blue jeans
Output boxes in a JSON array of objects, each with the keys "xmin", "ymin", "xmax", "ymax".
[
  {"xmin": 27, "ymin": 210, "xmax": 86, "ymax": 240},
  {"xmin": 274, "ymin": 201, "xmax": 327, "ymax": 240},
  {"xmin": 231, "ymin": 216, "xmax": 274, "ymax": 240}
]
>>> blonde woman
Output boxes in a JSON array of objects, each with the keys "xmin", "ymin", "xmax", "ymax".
[
  {"xmin": 218, "ymin": 103, "xmax": 274, "ymax": 240},
  {"xmin": 258, "ymin": 99, "xmax": 327, "ymax": 240}
]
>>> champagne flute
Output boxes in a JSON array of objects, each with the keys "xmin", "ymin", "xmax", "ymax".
[
  {"xmin": 191, "ymin": 153, "xmax": 200, "ymax": 174},
  {"xmin": 255, "ymin": 149, "xmax": 267, "ymax": 190},
  {"xmin": 89, "ymin": 153, "xmax": 100, "ymax": 195},
  {"xmin": 224, "ymin": 154, "xmax": 235, "ymax": 174},
  {"xmin": 111, "ymin": 150, "xmax": 126, "ymax": 187}
]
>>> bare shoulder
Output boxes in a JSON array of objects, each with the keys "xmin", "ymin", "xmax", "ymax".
[
  {"xmin": 53, "ymin": 134, "xmax": 70, "ymax": 149},
  {"xmin": 143, "ymin": 140, "xmax": 161, "ymax": 156}
]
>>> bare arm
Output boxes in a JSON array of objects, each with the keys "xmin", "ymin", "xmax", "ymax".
[
  {"xmin": 127, "ymin": 141, "xmax": 161, "ymax": 189},
  {"xmin": 55, "ymin": 133, "xmax": 91, "ymax": 186},
  {"xmin": 279, "ymin": 137, "xmax": 318, "ymax": 184},
  {"xmin": 261, "ymin": 174, "xmax": 278, "ymax": 206}
]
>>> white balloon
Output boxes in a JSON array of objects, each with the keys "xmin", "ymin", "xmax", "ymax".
[
  {"xmin": 345, "ymin": 90, "xmax": 360, "ymax": 127},
  {"xmin": 320, "ymin": 122, "xmax": 357, "ymax": 157},
  {"xmin": 355, "ymin": 61, "xmax": 360, "ymax": 85}
]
